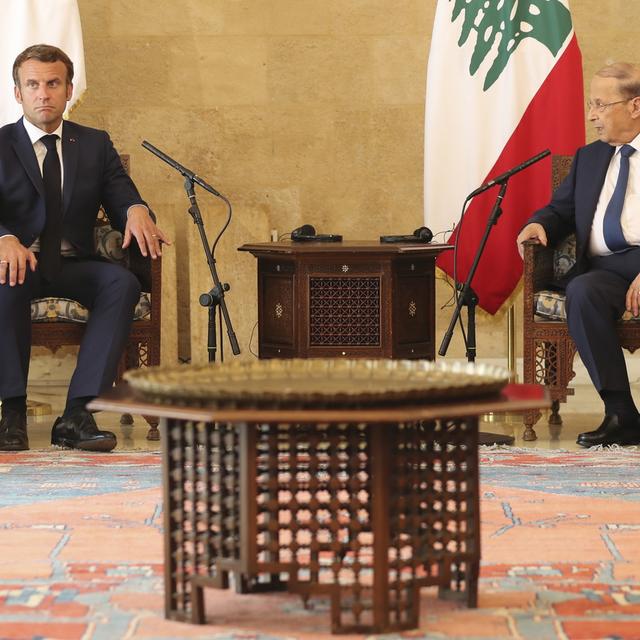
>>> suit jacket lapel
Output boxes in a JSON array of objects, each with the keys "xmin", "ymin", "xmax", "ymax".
[
  {"xmin": 11, "ymin": 119, "xmax": 44, "ymax": 197},
  {"xmin": 61, "ymin": 121, "xmax": 79, "ymax": 216}
]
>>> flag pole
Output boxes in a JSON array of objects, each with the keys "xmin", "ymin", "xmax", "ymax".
[{"xmin": 508, "ymin": 304, "xmax": 517, "ymax": 382}]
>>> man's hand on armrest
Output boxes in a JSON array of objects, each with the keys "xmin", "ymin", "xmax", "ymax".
[
  {"xmin": 516, "ymin": 223, "xmax": 548, "ymax": 259},
  {"xmin": 625, "ymin": 273, "xmax": 640, "ymax": 318},
  {"xmin": 122, "ymin": 206, "xmax": 172, "ymax": 260},
  {"xmin": 0, "ymin": 235, "xmax": 37, "ymax": 286}
]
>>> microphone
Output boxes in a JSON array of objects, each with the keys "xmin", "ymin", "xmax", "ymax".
[
  {"xmin": 141, "ymin": 140, "xmax": 222, "ymax": 198},
  {"xmin": 467, "ymin": 149, "xmax": 551, "ymax": 198}
]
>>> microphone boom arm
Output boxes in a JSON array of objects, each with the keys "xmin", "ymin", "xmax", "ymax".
[
  {"xmin": 142, "ymin": 140, "xmax": 222, "ymax": 198},
  {"xmin": 467, "ymin": 149, "xmax": 550, "ymax": 198}
]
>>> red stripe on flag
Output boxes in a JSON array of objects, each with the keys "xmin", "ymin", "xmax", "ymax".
[{"xmin": 436, "ymin": 35, "xmax": 585, "ymax": 314}]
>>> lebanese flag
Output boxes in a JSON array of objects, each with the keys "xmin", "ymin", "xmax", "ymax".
[
  {"xmin": 424, "ymin": 0, "xmax": 585, "ymax": 314},
  {"xmin": 0, "ymin": 0, "xmax": 86, "ymax": 127}
]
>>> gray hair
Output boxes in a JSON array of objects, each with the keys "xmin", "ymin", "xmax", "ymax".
[{"xmin": 596, "ymin": 62, "xmax": 640, "ymax": 99}]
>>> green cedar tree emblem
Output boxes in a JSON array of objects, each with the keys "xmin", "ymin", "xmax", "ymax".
[{"xmin": 451, "ymin": 0, "xmax": 572, "ymax": 90}]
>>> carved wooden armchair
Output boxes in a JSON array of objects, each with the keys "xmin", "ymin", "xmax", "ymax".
[
  {"xmin": 30, "ymin": 155, "xmax": 162, "ymax": 440},
  {"xmin": 521, "ymin": 155, "xmax": 640, "ymax": 440}
]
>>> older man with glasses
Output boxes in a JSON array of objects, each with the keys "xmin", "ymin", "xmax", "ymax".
[{"xmin": 517, "ymin": 62, "xmax": 640, "ymax": 448}]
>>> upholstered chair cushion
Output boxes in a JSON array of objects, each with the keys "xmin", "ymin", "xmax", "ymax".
[
  {"xmin": 30, "ymin": 222, "xmax": 151, "ymax": 324},
  {"xmin": 534, "ymin": 233, "xmax": 639, "ymax": 322},
  {"xmin": 533, "ymin": 290, "xmax": 567, "ymax": 321},
  {"xmin": 31, "ymin": 294, "xmax": 151, "ymax": 323}
]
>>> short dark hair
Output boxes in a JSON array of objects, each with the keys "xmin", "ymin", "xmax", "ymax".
[{"xmin": 12, "ymin": 44, "xmax": 74, "ymax": 87}]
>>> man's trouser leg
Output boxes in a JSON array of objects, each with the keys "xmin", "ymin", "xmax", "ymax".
[
  {"xmin": 566, "ymin": 266, "xmax": 630, "ymax": 393},
  {"xmin": 42, "ymin": 258, "xmax": 141, "ymax": 402},
  {"xmin": 0, "ymin": 270, "xmax": 36, "ymax": 400}
]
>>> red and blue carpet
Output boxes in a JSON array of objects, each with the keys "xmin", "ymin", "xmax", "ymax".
[{"xmin": 1, "ymin": 448, "xmax": 639, "ymax": 639}]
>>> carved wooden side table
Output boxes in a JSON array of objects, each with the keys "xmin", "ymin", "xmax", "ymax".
[{"xmin": 238, "ymin": 241, "xmax": 452, "ymax": 360}]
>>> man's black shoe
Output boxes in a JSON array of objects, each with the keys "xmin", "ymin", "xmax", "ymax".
[
  {"xmin": 51, "ymin": 410, "xmax": 117, "ymax": 452},
  {"xmin": 0, "ymin": 411, "xmax": 29, "ymax": 451},
  {"xmin": 576, "ymin": 414, "xmax": 640, "ymax": 447}
]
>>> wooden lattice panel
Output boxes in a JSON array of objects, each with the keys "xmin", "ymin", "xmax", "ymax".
[
  {"xmin": 163, "ymin": 419, "xmax": 242, "ymax": 618},
  {"xmin": 254, "ymin": 421, "xmax": 374, "ymax": 630},
  {"xmin": 389, "ymin": 418, "xmax": 479, "ymax": 615},
  {"xmin": 535, "ymin": 340, "xmax": 559, "ymax": 386},
  {"xmin": 308, "ymin": 277, "xmax": 380, "ymax": 346},
  {"xmin": 139, "ymin": 341, "xmax": 149, "ymax": 367},
  {"xmin": 162, "ymin": 415, "xmax": 481, "ymax": 633}
]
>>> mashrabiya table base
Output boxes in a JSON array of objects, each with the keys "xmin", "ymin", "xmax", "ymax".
[{"xmin": 90, "ymin": 380, "xmax": 547, "ymax": 634}]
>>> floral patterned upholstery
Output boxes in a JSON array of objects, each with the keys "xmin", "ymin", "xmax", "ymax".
[
  {"xmin": 532, "ymin": 235, "xmax": 574, "ymax": 321},
  {"xmin": 30, "ymin": 223, "xmax": 152, "ymax": 323},
  {"xmin": 95, "ymin": 224, "xmax": 128, "ymax": 265},
  {"xmin": 533, "ymin": 289, "xmax": 568, "ymax": 321},
  {"xmin": 30, "ymin": 294, "xmax": 151, "ymax": 323},
  {"xmin": 534, "ymin": 234, "xmax": 639, "ymax": 322},
  {"xmin": 553, "ymin": 235, "xmax": 576, "ymax": 279}
]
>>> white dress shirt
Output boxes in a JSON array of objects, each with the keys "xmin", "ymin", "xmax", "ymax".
[{"xmin": 589, "ymin": 131, "xmax": 640, "ymax": 256}]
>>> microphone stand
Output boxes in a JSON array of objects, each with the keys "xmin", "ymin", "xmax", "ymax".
[
  {"xmin": 184, "ymin": 177, "xmax": 240, "ymax": 362},
  {"xmin": 439, "ymin": 181, "xmax": 515, "ymax": 446},
  {"xmin": 142, "ymin": 140, "xmax": 240, "ymax": 362},
  {"xmin": 439, "ymin": 181, "xmax": 508, "ymax": 359}
]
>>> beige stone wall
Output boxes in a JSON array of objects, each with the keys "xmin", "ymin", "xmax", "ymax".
[{"xmin": 69, "ymin": 0, "xmax": 639, "ymax": 367}]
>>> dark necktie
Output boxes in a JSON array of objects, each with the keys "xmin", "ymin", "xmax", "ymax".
[
  {"xmin": 39, "ymin": 134, "xmax": 62, "ymax": 281},
  {"xmin": 603, "ymin": 144, "xmax": 636, "ymax": 253}
]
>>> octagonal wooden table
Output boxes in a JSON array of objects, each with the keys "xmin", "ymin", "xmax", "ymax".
[{"xmin": 90, "ymin": 382, "xmax": 548, "ymax": 634}]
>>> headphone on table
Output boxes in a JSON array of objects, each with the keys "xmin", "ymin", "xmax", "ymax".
[
  {"xmin": 380, "ymin": 226, "xmax": 433, "ymax": 243},
  {"xmin": 412, "ymin": 226, "xmax": 433, "ymax": 242},
  {"xmin": 291, "ymin": 224, "xmax": 342, "ymax": 242}
]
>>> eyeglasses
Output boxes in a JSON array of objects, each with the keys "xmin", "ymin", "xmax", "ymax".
[{"xmin": 587, "ymin": 98, "xmax": 634, "ymax": 112}]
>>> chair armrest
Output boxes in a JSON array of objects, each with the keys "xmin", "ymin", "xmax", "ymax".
[
  {"xmin": 523, "ymin": 239, "xmax": 556, "ymax": 322},
  {"xmin": 523, "ymin": 239, "xmax": 555, "ymax": 294},
  {"xmin": 128, "ymin": 245, "xmax": 154, "ymax": 293}
]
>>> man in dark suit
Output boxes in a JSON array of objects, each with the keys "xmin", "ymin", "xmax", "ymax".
[
  {"xmin": 517, "ymin": 62, "xmax": 640, "ymax": 447},
  {"xmin": 0, "ymin": 44, "xmax": 170, "ymax": 452}
]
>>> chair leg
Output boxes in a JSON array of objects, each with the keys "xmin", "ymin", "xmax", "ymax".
[
  {"xmin": 120, "ymin": 337, "xmax": 160, "ymax": 440},
  {"xmin": 144, "ymin": 415, "xmax": 160, "ymax": 441},
  {"xmin": 522, "ymin": 409, "xmax": 541, "ymax": 441},
  {"xmin": 117, "ymin": 412, "xmax": 159, "ymax": 440},
  {"xmin": 522, "ymin": 337, "xmax": 540, "ymax": 441},
  {"xmin": 548, "ymin": 400, "xmax": 562, "ymax": 425}
]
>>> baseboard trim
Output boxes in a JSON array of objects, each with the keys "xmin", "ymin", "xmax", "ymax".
[{"xmin": 30, "ymin": 352, "xmax": 640, "ymax": 390}]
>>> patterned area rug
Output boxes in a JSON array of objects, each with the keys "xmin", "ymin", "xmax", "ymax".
[{"xmin": 1, "ymin": 448, "xmax": 640, "ymax": 639}]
